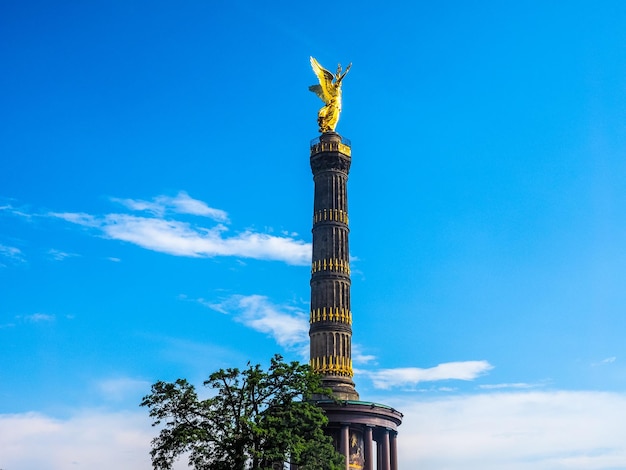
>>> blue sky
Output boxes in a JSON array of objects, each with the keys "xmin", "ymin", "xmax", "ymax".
[{"xmin": 2, "ymin": 1, "xmax": 626, "ymax": 469}]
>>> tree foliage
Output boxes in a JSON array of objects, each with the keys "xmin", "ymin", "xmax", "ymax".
[{"xmin": 141, "ymin": 355, "xmax": 344, "ymax": 470}]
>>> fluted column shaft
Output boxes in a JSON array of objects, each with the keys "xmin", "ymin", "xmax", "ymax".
[{"xmin": 309, "ymin": 132, "xmax": 358, "ymax": 400}]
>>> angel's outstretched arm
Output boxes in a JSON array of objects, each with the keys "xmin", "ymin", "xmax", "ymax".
[{"xmin": 338, "ymin": 63, "xmax": 352, "ymax": 83}]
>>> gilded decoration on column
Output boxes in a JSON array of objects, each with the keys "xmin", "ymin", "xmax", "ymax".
[
  {"xmin": 309, "ymin": 56, "xmax": 351, "ymax": 133},
  {"xmin": 311, "ymin": 258, "xmax": 351, "ymax": 275},
  {"xmin": 310, "ymin": 138, "xmax": 352, "ymax": 156},
  {"xmin": 313, "ymin": 208, "xmax": 349, "ymax": 224},
  {"xmin": 310, "ymin": 355, "xmax": 354, "ymax": 377},
  {"xmin": 310, "ymin": 307, "xmax": 352, "ymax": 325}
]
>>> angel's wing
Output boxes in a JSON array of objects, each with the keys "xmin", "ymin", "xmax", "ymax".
[
  {"xmin": 309, "ymin": 56, "xmax": 335, "ymax": 103},
  {"xmin": 308, "ymin": 84, "xmax": 326, "ymax": 101}
]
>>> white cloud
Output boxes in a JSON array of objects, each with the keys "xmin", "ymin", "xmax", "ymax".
[
  {"xmin": 50, "ymin": 209, "xmax": 310, "ymax": 266},
  {"xmin": 99, "ymin": 214, "xmax": 309, "ymax": 264},
  {"xmin": 395, "ymin": 390, "xmax": 626, "ymax": 469},
  {"xmin": 0, "ymin": 410, "xmax": 187, "ymax": 470},
  {"xmin": 207, "ymin": 294, "xmax": 309, "ymax": 355},
  {"xmin": 2, "ymin": 390, "xmax": 626, "ymax": 470},
  {"xmin": 112, "ymin": 191, "xmax": 229, "ymax": 222},
  {"xmin": 365, "ymin": 361, "xmax": 494, "ymax": 389},
  {"xmin": 9, "ymin": 194, "xmax": 310, "ymax": 265}
]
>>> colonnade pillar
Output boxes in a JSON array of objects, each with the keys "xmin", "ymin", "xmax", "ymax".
[
  {"xmin": 341, "ymin": 424, "xmax": 350, "ymax": 470},
  {"xmin": 380, "ymin": 428, "xmax": 391, "ymax": 470},
  {"xmin": 364, "ymin": 425, "xmax": 374, "ymax": 470},
  {"xmin": 390, "ymin": 431, "xmax": 398, "ymax": 470}
]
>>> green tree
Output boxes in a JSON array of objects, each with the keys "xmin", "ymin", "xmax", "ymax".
[{"xmin": 141, "ymin": 355, "xmax": 344, "ymax": 470}]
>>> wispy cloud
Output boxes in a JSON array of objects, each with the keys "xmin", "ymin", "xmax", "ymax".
[
  {"xmin": 47, "ymin": 249, "xmax": 79, "ymax": 261},
  {"xmin": 50, "ymin": 211, "xmax": 98, "ymax": 226},
  {"xmin": 364, "ymin": 361, "xmax": 494, "ymax": 390},
  {"xmin": 0, "ymin": 202, "xmax": 34, "ymax": 220},
  {"xmin": 194, "ymin": 293, "xmax": 379, "ymax": 364},
  {"xmin": 0, "ymin": 243, "xmax": 26, "ymax": 265},
  {"xmin": 592, "ymin": 356, "xmax": 617, "ymax": 366},
  {"xmin": 479, "ymin": 382, "xmax": 545, "ymax": 390},
  {"xmin": 111, "ymin": 191, "xmax": 229, "ymax": 222},
  {"xmin": 352, "ymin": 344, "xmax": 377, "ymax": 365},
  {"xmin": 206, "ymin": 294, "xmax": 309, "ymax": 355},
  {"xmin": 47, "ymin": 192, "xmax": 311, "ymax": 265},
  {"xmin": 21, "ymin": 313, "xmax": 56, "ymax": 323},
  {"xmin": 195, "ymin": 292, "xmax": 491, "ymax": 389}
]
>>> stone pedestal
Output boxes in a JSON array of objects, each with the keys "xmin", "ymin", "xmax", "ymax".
[{"xmin": 319, "ymin": 401, "xmax": 403, "ymax": 470}]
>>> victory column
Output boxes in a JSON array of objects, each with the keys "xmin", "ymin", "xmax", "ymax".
[{"xmin": 305, "ymin": 57, "xmax": 403, "ymax": 470}]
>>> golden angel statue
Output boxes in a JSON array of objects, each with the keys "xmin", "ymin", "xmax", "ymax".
[{"xmin": 309, "ymin": 56, "xmax": 351, "ymax": 133}]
